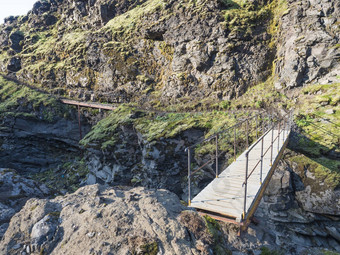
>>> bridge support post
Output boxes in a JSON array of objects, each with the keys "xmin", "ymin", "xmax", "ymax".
[
  {"xmin": 187, "ymin": 148, "xmax": 191, "ymax": 206},
  {"xmin": 215, "ymin": 134, "xmax": 219, "ymax": 178},
  {"xmin": 255, "ymin": 115, "xmax": 258, "ymax": 140},
  {"xmin": 77, "ymin": 104, "xmax": 82, "ymax": 140},
  {"xmin": 283, "ymin": 119, "xmax": 286, "ymax": 141}
]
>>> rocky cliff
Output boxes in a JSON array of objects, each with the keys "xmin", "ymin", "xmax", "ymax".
[
  {"xmin": 0, "ymin": 0, "xmax": 338, "ymax": 107},
  {"xmin": 0, "ymin": 0, "xmax": 340, "ymax": 254},
  {"xmin": 1, "ymin": 169, "xmax": 340, "ymax": 255}
]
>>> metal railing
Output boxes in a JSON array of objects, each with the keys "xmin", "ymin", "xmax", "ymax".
[
  {"xmin": 241, "ymin": 111, "xmax": 292, "ymax": 220},
  {"xmin": 185, "ymin": 111, "xmax": 276, "ymax": 206}
]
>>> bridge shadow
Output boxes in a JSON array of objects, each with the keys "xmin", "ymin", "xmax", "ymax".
[{"xmin": 288, "ymin": 124, "xmax": 340, "ymax": 177}]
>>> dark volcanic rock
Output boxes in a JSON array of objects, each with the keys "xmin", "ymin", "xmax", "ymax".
[
  {"xmin": 274, "ymin": 0, "xmax": 340, "ymax": 89},
  {"xmin": 9, "ymin": 30, "xmax": 24, "ymax": 53},
  {"xmin": 7, "ymin": 57, "xmax": 21, "ymax": 72},
  {"xmin": 0, "ymin": 115, "xmax": 90, "ymax": 174}
]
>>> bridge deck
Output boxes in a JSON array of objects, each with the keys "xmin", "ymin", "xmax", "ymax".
[{"xmin": 191, "ymin": 129, "xmax": 290, "ymax": 222}]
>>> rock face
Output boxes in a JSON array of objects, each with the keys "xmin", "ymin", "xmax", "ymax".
[
  {"xmin": 254, "ymin": 160, "xmax": 340, "ymax": 254},
  {"xmin": 274, "ymin": 0, "xmax": 340, "ymax": 89},
  {"xmin": 0, "ymin": 168, "xmax": 50, "ymax": 239},
  {"xmin": 1, "ymin": 170, "xmax": 339, "ymax": 255},
  {"xmin": 85, "ymin": 127, "xmax": 205, "ymax": 197},
  {"xmin": 0, "ymin": 113, "xmax": 90, "ymax": 174},
  {"xmin": 0, "ymin": 184, "xmax": 217, "ymax": 255},
  {"xmin": 1, "ymin": 0, "xmax": 337, "ymax": 105}
]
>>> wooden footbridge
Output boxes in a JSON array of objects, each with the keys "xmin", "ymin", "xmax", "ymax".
[{"xmin": 186, "ymin": 112, "xmax": 292, "ymax": 231}]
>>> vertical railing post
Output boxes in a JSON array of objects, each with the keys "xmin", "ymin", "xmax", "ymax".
[
  {"xmin": 187, "ymin": 148, "xmax": 191, "ymax": 206},
  {"xmin": 246, "ymin": 118, "xmax": 249, "ymax": 149},
  {"xmin": 215, "ymin": 134, "xmax": 219, "ymax": 178},
  {"xmin": 255, "ymin": 114, "xmax": 258, "ymax": 140},
  {"xmin": 234, "ymin": 126, "xmax": 237, "ymax": 161},
  {"xmin": 243, "ymin": 152, "xmax": 249, "ymax": 220},
  {"xmin": 278, "ymin": 120, "xmax": 281, "ymax": 151},
  {"xmin": 283, "ymin": 119, "xmax": 286, "ymax": 141},
  {"xmin": 260, "ymin": 136, "xmax": 264, "ymax": 184},
  {"xmin": 261, "ymin": 113, "xmax": 264, "ymax": 135},
  {"xmin": 78, "ymin": 104, "xmax": 82, "ymax": 140},
  {"xmin": 270, "ymin": 120, "xmax": 274, "ymax": 166}
]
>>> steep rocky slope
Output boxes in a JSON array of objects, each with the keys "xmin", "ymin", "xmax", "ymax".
[
  {"xmin": 0, "ymin": 0, "xmax": 339, "ymax": 254},
  {"xmin": 0, "ymin": 75, "xmax": 91, "ymax": 175},
  {"xmin": 0, "ymin": 0, "xmax": 338, "ymax": 108}
]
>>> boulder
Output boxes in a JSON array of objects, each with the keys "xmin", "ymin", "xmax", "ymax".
[{"xmin": 0, "ymin": 184, "xmax": 217, "ymax": 255}]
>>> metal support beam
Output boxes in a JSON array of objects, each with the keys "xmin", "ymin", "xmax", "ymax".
[
  {"xmin": 215, "ymin": 134, "xmax": 219, "ymax": 178},
  {"xmin": 77, "ymin": 104, "xmax": 82, "ymax": 140}
]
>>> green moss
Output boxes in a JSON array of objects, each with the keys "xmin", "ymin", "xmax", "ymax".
[
  {"xmin": 203, "ymin": 215, "xmax": 231, "ymax": 255},
  {"xmin": 140, "ymin": 242, "xmax": 158, "ymax": 255},
  {"xmin": 32, "ymin": 158, "xmax": 89, "ymax": 193},
  {"xmin": 0, "ymin": 75, "xmax": 66, "ymax": 121},
  {"xmin": 223, "ymin": 0, "xmax": 272, "ymax": 34},
  {"xmin": 260, "ymin": 247, "xmax": 283, "ymax": 255},
  {"xmin": 80, "ymin": 105, "xmax": 136, "ymax": 149},
  {"xmin": 267, "ymin": 0, "xmax": 288, "ymax": 48},
  {"xmin": 228, "ymin": 77, "xmax": 293, "ymax": 111},
  {"xmin": 48, "ymin": 211, "xmax": 61, "ymax": 218},
  {"xmin": 158, "ymin": 42, "xmax": 174, "ymax": 61},
  {"xmin": 289, "ymin": 155, "xmax": 340, "ymax": 189},
  {"xmin": 102, "ymin": 0, "xmax": 166, "ymax": 36},
  {"xmin": 322, "ymin": 251, "xmax": 340, "ymax": 255}
]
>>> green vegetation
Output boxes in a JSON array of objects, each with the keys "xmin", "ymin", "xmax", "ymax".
[
  {"xmin": 228, "ymin": 77, "xmax": 293, "ymax": 110},
  {"xmin": 32, "ymin": 158, "xmax": 89, "ymax": 193},
  {"xmin": 289, "ymin": 82, "xmax": 340, "ymax": 189},
  {"xmin": 289, "ymin": 154, "xmax": 340, "ymax": 190},
  {"xmin": 0, "ymin": 75, "xmax": 67, "ymax": 121},
  {"xmin": 220, "ymin": 0, "xmax": 288, "ymax": 39},
  {"xmin": 223, "ymin": 0, "xmax": 271, "ymax": 35},
  {"xmin": 322, "ymin": 251, "xmax": 340, "ymax": 255},
  {"xmin": 203, "ymin": 215, "xmax": 231, "ymax": 255},
  {"xmin": 140, "ymin": 242, "xmax": 159, "ymax": 255},
  {"xmin": 80, "ymin": 105, "xmax": 136, "ymax": 149},
  {"xmin": 80, "ymin": 103, "xmax": 258, "ymax": 152},
  {"xmin": 103, "ymin": 0, "xmax": 166, "ymax": 37},
  {"xmin": 260, "ymin": 246, "xmax": 283, "ymax": 255}
]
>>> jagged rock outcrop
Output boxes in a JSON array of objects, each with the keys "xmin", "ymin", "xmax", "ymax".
[
  {"xmin": 254, "ymin": 159, "xmax": 340, "ymax": 254},
  {"xmin": 0, "ymin": 184, "xmax": 224, "ymax": 255},
  {"xmin": 0, "ymin": 75, "xmax": 92, "ymax": 174},
  {"xmin": 1, "ymin": 170, "xmax": 339, "ymax": 255},
  {"xmin": 0, "ymin": 168, "xmax": 50, "ymax": 239},
  {"xmin": 274, "ymin": 0, "xmax": 340, "ymax": 89},
  {"xmin": 85, "ymin": 127, "xmax": 205, "ymax": 197}
]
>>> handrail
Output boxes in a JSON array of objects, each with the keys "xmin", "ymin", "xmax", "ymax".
[
  {"xmin": 186, "ymin": 111, "xmax": 274, "ymax": 206},
  {"xmin": 185, "ymin": 111, "xmax": 266, "ymax": 150},
  {"xmin": 241, "ymin": 111, "xmax": 292, "ymax": 220}
]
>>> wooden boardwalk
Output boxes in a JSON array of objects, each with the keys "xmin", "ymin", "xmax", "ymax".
[
  {"xmin": 190, "ymin": 128, "xmax": 290, "ymax": 223},
  {"xmin": 60, "ymin": 99, "xmax": 116, "ymax": 110}
]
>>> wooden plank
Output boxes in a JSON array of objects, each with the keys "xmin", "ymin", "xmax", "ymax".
[{"xmin": 60, "ymin": 99, "xmax": 116, "ymax": 110}]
